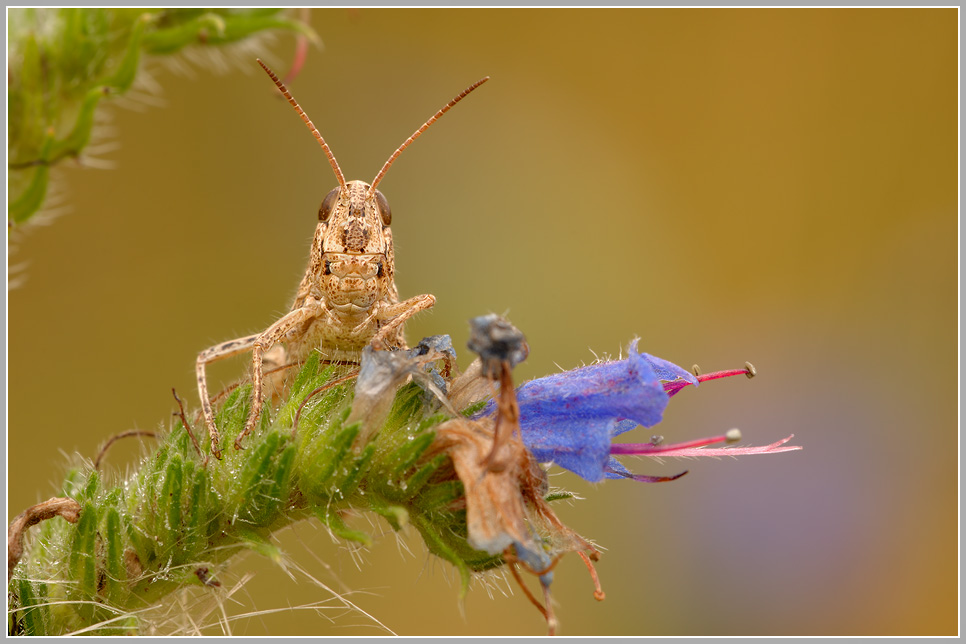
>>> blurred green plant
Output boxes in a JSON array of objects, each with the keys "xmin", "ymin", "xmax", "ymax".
[
  {"xmin": 7, "ymin": 8, "xmax": 315, "ymax": 229},
  {"xmin": 6, "ymin": 355, "xmax": 513, "ymax": 636}
]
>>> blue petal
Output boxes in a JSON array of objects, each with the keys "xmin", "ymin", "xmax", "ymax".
[
  {"xmin": 524, "ymin": 417, "xmax": 614, "ymax": 482},
  {"xmin": 640, "ymin": 350, "xmax": 699, "ymax": 389},
  {"xmin": 610, "ymin": 418, "xmax": 638, "ymax": 438},
  {"xmin": 511, "ymin": 343, "xmax": 675, "ymax": 481},
  {"xmin": 515, "ymin": 346, "xmax": 668, "ymax": 427}
]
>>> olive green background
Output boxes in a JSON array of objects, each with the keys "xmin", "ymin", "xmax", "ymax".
[{"xmin": 8, "ymin": 8, "xmax": 957, "ymax": 636}]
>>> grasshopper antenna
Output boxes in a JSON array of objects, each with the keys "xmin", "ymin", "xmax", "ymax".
[
  {"xmin": 257, "ymin": 58, "xmax": 347, "ymax": 191},
  {"xmin": 368, "ymin": 76, "xmax": 490, "ymax": 198}
]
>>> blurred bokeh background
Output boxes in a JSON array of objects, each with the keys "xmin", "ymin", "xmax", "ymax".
[{"xmin": 8, "ymin": 8, "xmax": 957, "ymax": 636}]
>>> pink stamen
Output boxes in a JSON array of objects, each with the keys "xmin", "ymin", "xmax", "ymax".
[
  {"xmin": 696, "ymin": 367, "xmax": 753, "ymax": 383},
  {"xmin": 663, "ymin": 362, "xmax": 754, "ymax": 397},
  {"xmin": 662, "ymin": 379, "xmax": 690, "ymax": 397},
  {"xmin": 611, "ymin": 433, "xmax": 801, "ymax": 458},
  {"xmin": 610, "ymin": 431, "xmax": 737, "ymax": 455},
  {"xmin": 676, "ymin": 434, "xmax": 801, "ymax": 457}
]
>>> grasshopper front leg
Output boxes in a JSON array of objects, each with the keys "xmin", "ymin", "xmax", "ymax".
[
  {"xmin": 197, "ymin": 334, "xmax": 259, "ymax": 459},
  {"xmin": 371, "ymin": 293, "xmax": 436, "ymax": 350},
  {"xmin": 236, "ymin": 302, "xmax": 324, "ymax": 450},
  {"xmin": 196, "ymin": 300, "xmax": 323, "ymax": 457}
]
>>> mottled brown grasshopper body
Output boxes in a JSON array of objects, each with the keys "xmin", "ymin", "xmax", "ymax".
[{"xmin": 196, "ymin": 60, "xmax": 488, "ymax": 458}]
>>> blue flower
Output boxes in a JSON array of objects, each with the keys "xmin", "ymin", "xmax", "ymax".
[{"xmin": 489, "ymin": 340, "xmax": 765, "ymax": 482}]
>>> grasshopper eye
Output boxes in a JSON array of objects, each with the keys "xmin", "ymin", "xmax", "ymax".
[
  {"xmin": 375, "ymin": 190, "xmax": 392, "ymax": 226},
  {"xmin": 319, "ymin": 188, "xmax": 339, "ymax": 221}
]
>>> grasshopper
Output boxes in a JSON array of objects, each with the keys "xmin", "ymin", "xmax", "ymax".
[{"xmin": 196, "ymin": 60, "xmax": 488, "ymax": 459}]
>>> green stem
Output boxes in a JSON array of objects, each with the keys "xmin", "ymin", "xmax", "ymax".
[{"xmin": 7, "ymin": 358, "xmax": 495, "ymax": 635}]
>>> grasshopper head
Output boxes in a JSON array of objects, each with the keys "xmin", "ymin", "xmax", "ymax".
[
  {"xmin": 318, "ymin": 180, "xmax": 391, "ymax": 255},
  {"xmin": 315, "ymin": 180, "xmax": 393, "ymax": 311}
]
